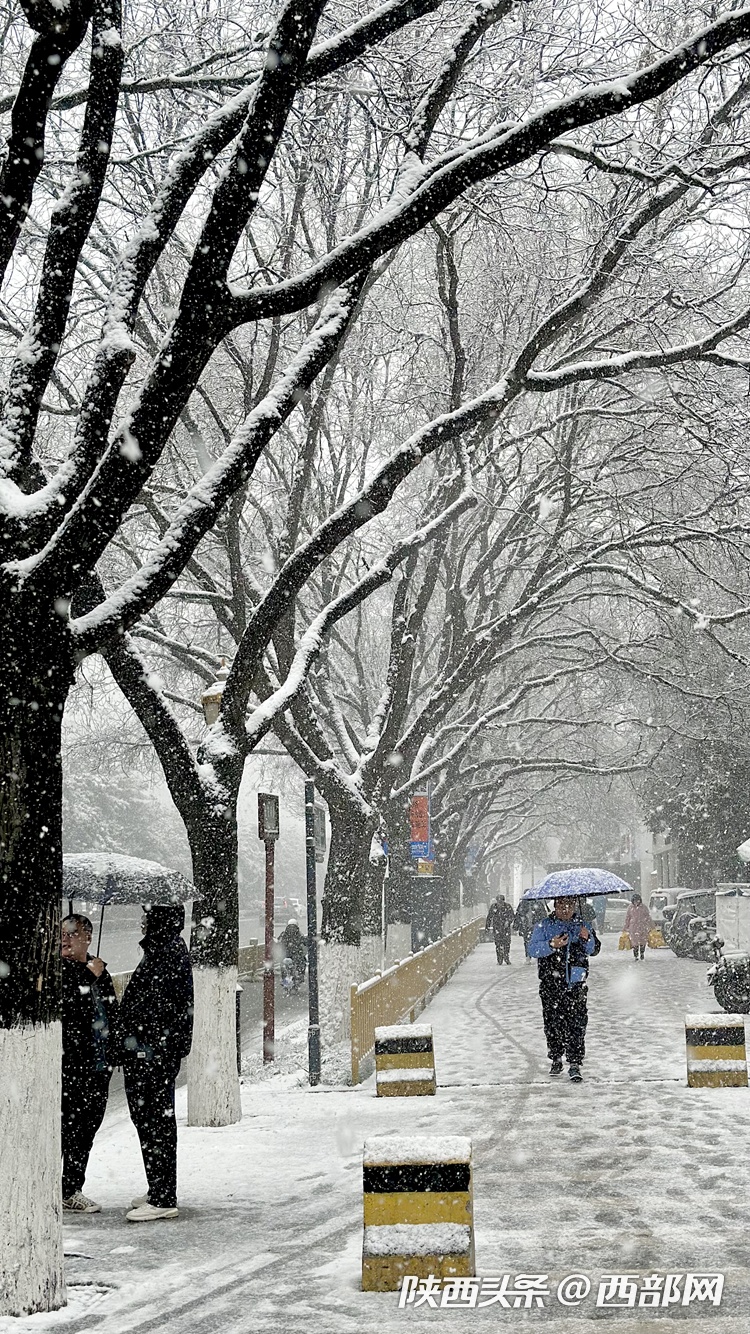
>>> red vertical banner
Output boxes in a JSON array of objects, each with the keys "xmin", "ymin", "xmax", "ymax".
[
  {"xmin": 409, "ymin": 794, "xmax": 430, "ymax": 858},
  {"xmin": 410, "ymin": 794, "xmax": 429, "ymax": 842}
]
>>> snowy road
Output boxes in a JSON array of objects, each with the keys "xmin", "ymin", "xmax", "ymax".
[{"xmin": 7, "ymin": 938, "xmax": 750, "ymax": 1333}]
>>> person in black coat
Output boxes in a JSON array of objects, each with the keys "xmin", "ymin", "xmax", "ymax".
[
  {"xmin": 61, "ymin": 914, "xmax": 119, "ymax": 1213},
  {"xmin": 514, "ymin": 898, "xmax": 548, "ymax": 963},
  {"xmin": 119, "ymin": 904, "xmax": 193, "ymax": 1221},
  {"xmin": 279, "ymin": 920, "xmax": 307, "ymax": 974},
  {"xmin": 485, "ymin": 895, "xmax": 516, "ymax": 964}
]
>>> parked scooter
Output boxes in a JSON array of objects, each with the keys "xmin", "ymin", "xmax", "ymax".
[
  {"xmin": 280, "ymin": 954, "xmax": 307, "ymax": 996},
  {"xmin": 277, "ymin": 919, "xmax": 307, "ymax": 997}
]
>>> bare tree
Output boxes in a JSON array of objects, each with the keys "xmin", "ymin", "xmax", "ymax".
[{"xmin": 5, "ymin": 0, "xmax": 750, "ymax": 1310}]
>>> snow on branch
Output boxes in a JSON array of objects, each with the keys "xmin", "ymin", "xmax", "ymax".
[
  {"xmin": 388, "ymin": 659, "xmax": 614, "ymax": 798},
  {"xmin": 524, "ymin": 300, "xmax": 750, "ymax": 390},
  {"xmin": 406, "ymin": 0, "xmax": 514, "ymax": 159},
  {"xmin": 0, "ymin": 0, "xmax": 445, "ymax": 529},
  {"xmin": 237, "ymin": 486, "xmax": 477, "ymax": 756},
  {"xmin": 0, "ymin": 0, "xmax": 96, "ymax": 284},
  {"xmin": 228, "ymin": 8, "xmax": 750, "ymax": 327},
  {"xmin": 63, "ymin": 281, "xmax": 363, "ymax": 650},
  {"xmin": 0, "ymin": 0, "xmax": 124, "ymax": 488}
]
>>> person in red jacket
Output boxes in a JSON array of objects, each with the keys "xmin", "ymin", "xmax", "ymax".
[{"xmin": 624, "ymin": 893, "xmax": 653, "ymax": 961}]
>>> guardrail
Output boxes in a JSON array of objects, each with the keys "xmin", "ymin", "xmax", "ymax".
[
  {"xmin": 237, "ymin": 941, "xmax": 263, "ymax": 979},
  {"xmin": 350, "ymin": 917, "xmax": 484, "ymax": 1084}
]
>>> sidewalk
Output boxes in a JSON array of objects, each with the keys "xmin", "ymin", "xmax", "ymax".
[{"xmin": 5, "ymin": 939, "xmax": 750, "ymax": 1333}]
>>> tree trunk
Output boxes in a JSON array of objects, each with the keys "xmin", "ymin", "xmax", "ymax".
[
  {"xmin": 187, "ymin": 807, "xmax": 241, "ymax": 1127},
  {"xmin": 0, "ymin": 608, "xmax": 72, "ymax": 1316},
  {"xmin": 318, "ymin": 800, "xmax": 379, "ymax": 1047},
  {"xmin": 362, "ymin": 853, "xmax": 386, "ymax": 940},
  {"xmin": 321, "ymin": 800, "xmax": 376, "ymax": 945}
]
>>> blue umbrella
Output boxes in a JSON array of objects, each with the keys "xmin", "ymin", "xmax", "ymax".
[{"xmin": 522, "ymin": 867, "xmax": 633, "ymax": 900}]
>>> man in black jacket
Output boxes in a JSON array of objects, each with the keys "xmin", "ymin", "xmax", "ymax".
[
  {"xmin": 485, "ymin": 895, "xmax": 516, "ymax": 964},
  {"xmin": 119, "ymin": 904, "xmax": 193, "ymax": 1221},
  {"xmin": 61, "ymin": 914, "xmax": 119, "ymax": 1213}
]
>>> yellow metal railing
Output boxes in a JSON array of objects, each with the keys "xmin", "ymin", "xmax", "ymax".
[{"xmin": 350, "ymin": 917, "xmax": 483, "ymax": 1084}]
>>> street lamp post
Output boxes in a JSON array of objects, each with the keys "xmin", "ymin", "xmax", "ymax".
[
  {"xmin": 258, "ymin": 793, "xmax": 280, "ymax": 1063},
  {"xmin": 201, "ymin": 660, "xmax": 230, "ymax": 725},
  {"xmin": 305, "ymin": 782, "xmax": 324, "ymax": 1086}
]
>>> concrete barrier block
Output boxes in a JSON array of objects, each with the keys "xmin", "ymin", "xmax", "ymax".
[
  {"xmin": 375, "ymin": 1024, "xmax": 436, "ymax": 1097},
  {"xmin": 685, "ymin": 1013, "xmax": 748, "ymax": 1087},
  {"xmin": 362, "ymin": 1136, "xmax": 474, "ymax": 1291}
]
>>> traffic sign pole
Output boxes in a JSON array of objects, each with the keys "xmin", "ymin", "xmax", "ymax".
[
  {"xmin": 258, "ymin": 793, "xmax": 280, "ymax": 1064},
  {"xmin": 305, "ymin": 780, "xmax": 321, "ymax": 1086},
  {"xmin": 263, "ymin": 836, "xmax": 275, "ymax": 1063}
]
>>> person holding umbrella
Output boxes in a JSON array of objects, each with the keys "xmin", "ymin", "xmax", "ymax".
[
  {"xmin": 524, "ymin": 868, "xmax": 621, "ymax": 1083},
  {"xmin": 60, "ymin": 914, "xmax": 119, "ymax": 1212}
]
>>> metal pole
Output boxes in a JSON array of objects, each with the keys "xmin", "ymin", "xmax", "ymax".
[
  {"xmin": 305, "ymin": 780, "xmax": 321, "ymax": 1086},
  {"xmin": 381, "ymin": 864, "xmax": 387, "ymax": 973},
  {"xmin": 96, "ymin": 904, "xmax": 105, "ymax": 956},
  {"xmin": 263, "ymin": 838, "xmax": 275, "ymax": 1063},
  {"xmin": 236, "ymin": 983, "xmax": 243, "ymax": 1073}
]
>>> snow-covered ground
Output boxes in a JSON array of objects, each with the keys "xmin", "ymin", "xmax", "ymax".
[{"xmin": 5, "ymin": 938, "xmax": 750, "ymax": 1333}]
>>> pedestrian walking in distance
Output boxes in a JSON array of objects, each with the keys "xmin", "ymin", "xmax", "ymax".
[
  {"xmin": 528, "ymin": 897, "xmax": 601, "ymax": 1083},
  {"xmin": 119, "ymin": 905, "xmax": 193, "ymax": 1222},
  {"xmin": 61, "ymin": 914, "xmax": 119, "ymax": 1214},
  {"xmin": 624, "ymin": 893, "xmax": 653, "ymax": 961},
  {"xmin": 514, "ymin": 897, "xmax": 547, "ymax": 964},
  {"xmin": 486, "ymin": 895, "xmax": 515, "ymax": 964}
]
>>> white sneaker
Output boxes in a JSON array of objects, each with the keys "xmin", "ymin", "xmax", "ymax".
[
  {"xmin": 63, "ymin": 1191, "xmax": 101, "ymax": 1214},
  {"xmin": 130, "ymin": 1194, "xmax": 149, "ymax": 1208},
  {"xmin": 126, "ymin": 1203, "xmax": 179, "ymax": 1222}
]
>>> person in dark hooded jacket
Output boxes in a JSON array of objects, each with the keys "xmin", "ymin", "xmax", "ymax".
[
  {"xmin": 528, "ymin": 896, "xmax": 600, "ymax": 1083},
  {"xmin": 485, "ymin": 895, "xmax": 515, "ymax": 964},
  {"xmin": 119, "ymin": 904, "xmax": 193, "ymax": 1221},
  {"xmin": 514, "ymin": 898, "xmax": 547, "ymax": 963},
  {"xmin": 279, "ymin": 920, "xmax": 307, "ymax": 976}
]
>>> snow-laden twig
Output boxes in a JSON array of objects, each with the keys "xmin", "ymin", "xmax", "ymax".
[{"xmin": 235, "ymin": 486, "xmax": 477, "ymax": 756}]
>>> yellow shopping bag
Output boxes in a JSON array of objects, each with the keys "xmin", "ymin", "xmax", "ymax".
[
  {"xmin": 648, "ymin": 927, "xmax": 666, "ymax": 949},
  {"xmin": 618, "ymin": 930, "xmax": 632, "ymax": 951}
]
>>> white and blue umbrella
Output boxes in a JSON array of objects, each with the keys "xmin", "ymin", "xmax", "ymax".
[
  {"xmin": 63, "ymin": 852, "xmax": 197, "ymax": 954},
  {"xmin": 523, "ymin": 867, "xmax": 633, "ymax": 900},
  {"xmin": 63, "ymin": 852, "xmax": 196, "ymax": 906}
]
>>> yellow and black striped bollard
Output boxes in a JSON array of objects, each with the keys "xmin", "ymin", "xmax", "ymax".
[
  {"xmin": 362, "ymin": 1136, "xmax": 474, "ymax": 1291},
  {"xmin": 685, "ymin": 1013, "xmax": 748, "ymax": 1088},
  {"xmin": 375, "ymin": 1024, "xmax": 436, "ymax": 1097}
]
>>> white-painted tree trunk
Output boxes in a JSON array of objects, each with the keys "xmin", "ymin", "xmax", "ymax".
[
  {"xmin": 319, "ymin": 936, "xmax": 383, "ymax": 1045},
  {"xmin": 0, "ymin": 1023, "xmax": 65, "ymax": 1317},
  {"xmin": 384, "ymin": 922, "xmax": 411, "ymax": 968},
  {"xmin": 358, "ymin": 933, "xmax": 381, "ymax": 985},
  {"xmin": 187, "ymin": 966, "xmax": 241, "ymax": 1127}
]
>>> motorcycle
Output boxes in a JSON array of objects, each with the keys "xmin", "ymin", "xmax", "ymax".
[
  {"xmin": 280, "ymin": 955, "xmax": 306, "ymax": 996},
  {"xmin": 709, "ymin": 936, "xmax": 750, "ymax": 1013}
]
